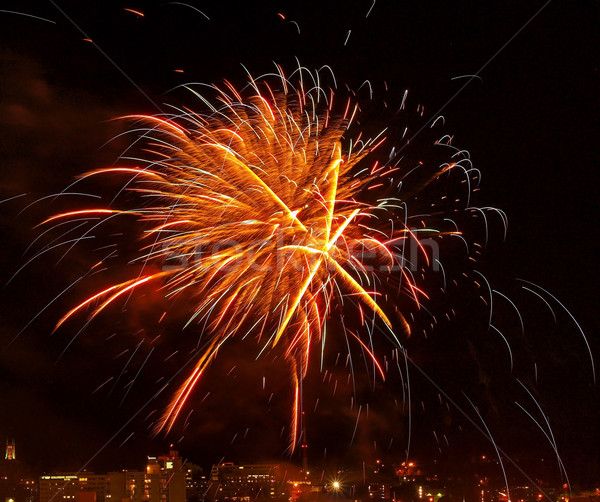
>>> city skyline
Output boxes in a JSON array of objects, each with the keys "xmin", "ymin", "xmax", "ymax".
[{"xmin": 1, "ymin": 438, "xmax": 593, "ymax": 502}]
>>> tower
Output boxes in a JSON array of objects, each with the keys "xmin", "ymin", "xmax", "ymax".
[
  {"xmin": 5, "ymin": 439, "xmax": 15, "ymax": 460},
  {"xmin": 300, "ymin": 412, "xmax": 308, "ymax": 476}
]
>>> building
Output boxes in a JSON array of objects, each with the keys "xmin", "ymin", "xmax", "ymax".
[
  {"xmin": 145, "ymin": 447, "xmax": 185, "ymax": 502},
  {"xmin": 39, "ymin": 473, "xmax": 107, "ymax": 502},
  {"xmin": 106, "ymin": 471, "xmax": 146, "ymax": 502},
  {"xmin": 210, "ymin": 463, "xmax": 282, "ymax": 501},
  {"xmin": 368, "ymin": 483, "xmax": 390, "ymax": 501},
  {"xmin": 184, "ymin": 464, "xmax": 208, "ymax": 502}
]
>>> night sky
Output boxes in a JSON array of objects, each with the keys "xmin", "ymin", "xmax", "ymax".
[{"xmin": 0, "ymin": 0, "xmax": 598, "ymax": 489}]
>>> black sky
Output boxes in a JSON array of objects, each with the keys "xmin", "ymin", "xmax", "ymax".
[{"xmin": 0, "ymin": 0, "xmax": 598, "ymax": 488}]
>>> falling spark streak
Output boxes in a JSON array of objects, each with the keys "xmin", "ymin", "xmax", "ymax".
[
  {"xmin": 0, "ymin": 9, "xmax": 56, "ymax": 24},
  {"xmin": 92, "ymin": 377, "xmax": 114, "ymax": 394},
  {"xmin": 466, "ymin": 395, "xmax": 510, "ymax": 502},
  {"xmin": 291, "ymin": 372, "xmax": 300, "ymax": 450},
  {"xmin": 123, "ymin": 8, "xmax": 144, "ymax": 17},
  {"xmin": 164, "ymin": 3, "xmax": 210, "ymax": 21},
  {"xmin": 515, "ymin": 379, "xmax": 571, "ymax": 488},
  {"xmin": 39, "ymin": 209, "xmax": 127, "ymax": 227},
  {"xmin": 118, "ymin": 432, "xmax": 135, "ymax": 448},
  {"xmin": 365, "ymin": 1, "xmax": 376, "ymax": 18},
  {"xmin": 79, "ymin": 167, "xmax": 163, "ymax": 180},
  {"xmin": 120, "ymin": 347, "xmax": 155, "ymax": 406},
  {"xmin": 347, "ymin": 331, "xmax": 385, "ymax": 381},
  {"xmin": 350, "ymin": 405, "xmax": 362, "ymax": 445},
  {"xmin": 344, "ymin": 30, "xmax": 351, "ymax": 46},
  {"xmin": 518, "ymin": 279, "xmax": 595, "ymax": 383},
  {"xmin": 38, "ymin": 67, "xmax": 503, "ymax": 448},
  {"xmin": 493, "ymin": 289, "xmax": 524, "ymax": 336}
]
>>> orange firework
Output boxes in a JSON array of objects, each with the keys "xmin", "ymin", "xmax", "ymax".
[{"xmin": 41, "ymin": 67, "xmax": 481, "ymax": 448}]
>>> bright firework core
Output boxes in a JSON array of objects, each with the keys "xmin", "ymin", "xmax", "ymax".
[{"xmin": 41, "ymin": 67, "xmax": 502, "ymax": 450}]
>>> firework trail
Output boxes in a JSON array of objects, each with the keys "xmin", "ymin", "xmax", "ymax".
[{"xmin": 36, "ymin": 66, "xmax": 499, "ymax": 448}]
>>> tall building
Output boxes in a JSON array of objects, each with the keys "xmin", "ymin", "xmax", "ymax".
[
  {"xmin": 145, "ymin": 446, "xmax": 185, "ymax": 502},
  {"xmin": 5, "ymin": 441, "xmax": 15, "ymax": 461}
]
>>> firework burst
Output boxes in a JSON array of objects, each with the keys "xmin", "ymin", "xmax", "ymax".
[{"xmin": 37, "ymin": 67, "xmax": 498, "ymax": 449}]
